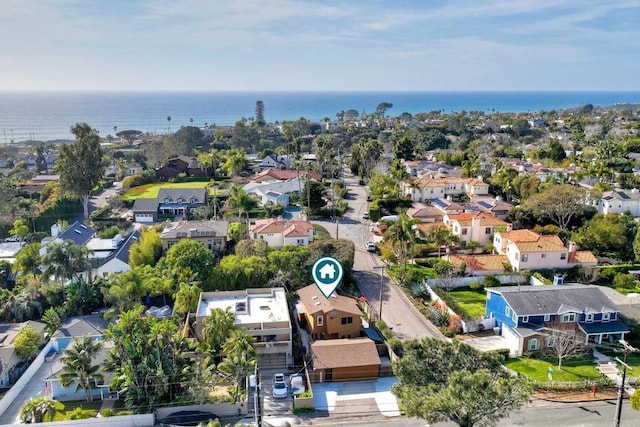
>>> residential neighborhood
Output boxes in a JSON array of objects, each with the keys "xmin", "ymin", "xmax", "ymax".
[{"xmin": 3, "ymin": 101, "xmax": 640, "ymax": 426}]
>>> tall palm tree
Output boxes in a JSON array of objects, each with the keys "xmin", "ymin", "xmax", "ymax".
[
  {"xmin": 60, "ymin": 336, "xmax": 104, "ymax": 402},
  {"xmin": 383, "ymin": 211, "xmax": 421, "ymax": 284},
  {"xmin": 167, "ymin": 116, "xmax": 172, "ymax": 134},
  {"xmin": 200, "ymin": 308, "xmax": 235, "ymax": 358},
  {"xmin": 219, "ymin": 330, "xmax": 257, "ymax": 402},
  {"xmin": 19, "ymin": 396, "xmax": 61, "ymax": 423},
  {"xmin": 227, "ymin": 186, "xmax": 257, "ymax": 235}
]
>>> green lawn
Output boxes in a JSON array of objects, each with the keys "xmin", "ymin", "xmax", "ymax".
[
  {"xmin": 121, "ymin": 181, "xmax": 210, "ymax": 200},
  {"xmin": 504, "ymin": 356, "xmax": 601, "ymax": 382},
  {"xmin": 448, "ymin": 288, "xmax": 487, "ymax": 318},
  {"xmin": 313, "ymin": 224, "xmax": 331, "ymax": 241},
  {"xmin": 614, "ymin": 286, "xmax": 640, "ymax": 295}
]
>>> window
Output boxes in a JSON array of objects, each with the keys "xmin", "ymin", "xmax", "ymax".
[
  {"xmin": 561, "ymin": 313, "xmax": 577, "ymax": 323},
  {"xmin": 603, "ymin": 312, "xmax": 611, "ymax": 322},
  {"xmin": 547, "ymin": 336, "xmax": 555, "ymax": 347},
  {"xmin": 560, "ymin": 253, "xmax": 567, "ymax": 260},
  {"xmin": 544, "ymin": 314, "xmax": 551, "ymax": 322},
  {"xmin": 528, "ymin": 338, "xmax": 540, "ymax": 351},
  {"xmin": 505, "ymin": 307, "xmax": 511, "ymax": 316},
  {"xmin": 341, "ymin": 317, "xmax": 353, "ymax": 325},
  {"xmin": 512, "ymin": 312, "xmax": 517, "ymax": 322},
  {"xmin": 541, "ymin": 253, "xmax": 546, "ymax": 259},
  {"xmin": 485, "ymin": 227, "xmax": 491, "ymax": 235},
  {"xmin": 586, "ymin": 313, "xmax": 594, "ymax": 323},
  {"xmin": 521, "ymin": 254, "xmax": 528, "ymax": 262},
  {"xmin": 316, "ymin": 315, "xmax": 324, "ymax": 326},
  {"xmin": 462, "ymin": 228, "xmax": 468, "ymax": 236},
  {"xmin": 522, "ymin": 316, "xmax": 529, "ymax": 323}
]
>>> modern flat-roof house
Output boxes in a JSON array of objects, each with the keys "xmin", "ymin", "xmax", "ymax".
[
  {"xmin": 296, "ymin": 284, "xmax": 362, "ymax": 340},
  {"xmin": 160, "ymin": 220, "xmax": 229, "ymax": 255},
  {"xmin": 486, "ymin": 285, "xmax": 628, "ymax": 356},
  {"xmin": 196, "ymin": 288, "xmax": 292, "ymax": 368},
  {"xmin": 310, "ymin": 338, "xmax": 381, "ymax": 382},
  {"xmin": 493, "ymin": 229, "xmax": 597, "ymax": 272}
]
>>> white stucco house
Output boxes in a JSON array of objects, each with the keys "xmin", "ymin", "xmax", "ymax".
[{"xmin": 250, "ymin": 218, "xmax": 314, "ymax": 247}]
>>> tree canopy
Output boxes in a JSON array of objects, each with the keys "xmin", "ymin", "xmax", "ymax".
[
  {"xmin": 393, "ymin": 339, "xmax": 531, "ymax": 427},
  {"xmin": 55, "ymin": 123, "xmax": 104, "ymax": 218}
]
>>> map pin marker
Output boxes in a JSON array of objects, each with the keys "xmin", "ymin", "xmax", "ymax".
[{"xmin": 311, "ymin": 256, "xmax": 344, "ymax": 299}]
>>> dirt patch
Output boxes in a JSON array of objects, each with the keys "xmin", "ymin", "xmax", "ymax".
[{"xmin": 534, "ymin": 389, "xmax": 618, "ymax": 402}]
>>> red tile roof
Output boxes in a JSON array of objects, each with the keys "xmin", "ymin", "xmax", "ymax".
[{"xmin": 252, "ymin": 169, "xmax": 322, "ymax": 182}]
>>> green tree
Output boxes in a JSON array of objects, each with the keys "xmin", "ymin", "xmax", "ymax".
[
  {"xmin": 104, "ymin": 307, "xmax": 190, "ymax": 410},
  {"xmin": 226, "ymin": 185, "xmax": 257, "ymax": 225},
  {"xmin": 55, "ymin": 123, "xmax": 105, "ymax": 218},
  {"xmin": 41, "ymin": 306, "xmax": 66, "ymax": 335},
  {"xmin": 65, "ymin": 276, "xmax": 102, "ymax": 315},
  {"xmin": 572, "ymin": 213, "xmax": 638, "ymax": 261},
  {"xmin": 60, "ymin": 336, "xmax": 104, "ymax": 402},
  {"xmin": 376, "ymin": 102, "xmax": 393, "ymax": 117},
  {"xmin": 161, "ymin": 239, "xmax": 215, "ymax": 284},
  {"xmin": 14, "ymin": 325, "xmax": 42, "ymax": 359},
  {"xmin": 300, "ymin": 179, "xmax": 326, "ymax": 214},
  {"xmin": 129, "ymin": 228, "xmax": 162, "ymax": 267},
  {"xmin": 19, "ymin": 396, "xmax": 61, "ymax": 424},
  {"xmin": 218, "ymin": 329, "xmax": 257, "ymax": 402},
  {"xmin": 255, "ymin": 100, "xmax": 265, "ymax": 127},
  {"xmin": 221, "ymin": 148, "xmax": 249, "ymax": 177},
  {"xmin": 393, "ymin": 339, "xmax": 531, "ymax": 427},
  {"xmin": 13, "ymin": 243, "xmax": 42, "ymax": 277},
  {"xmin": 383, "ymin": 211, "xmax": 421, "ymax": 283},
  {"xmin": 170, "ymin": 125, "xmax": 206, "ymax": 154},
  {"xmin": 10, "ymin": 218, "xmax": 29, "ymax": 241},
  {"xmin": 524, "ymin": 184, "xmax": 589, "ymax": 230},
  {"xmin": 199, "ymin": 308, "xmax": 236, "ymax": 357},
  {"xmin": 173, "ymin": 282, "xmax": 203, "ymax": 316}
]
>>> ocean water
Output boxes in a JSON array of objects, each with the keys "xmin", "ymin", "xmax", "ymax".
[{"xmin": 0, "ymin": 91, "xmax": 639, "ymax": 143}]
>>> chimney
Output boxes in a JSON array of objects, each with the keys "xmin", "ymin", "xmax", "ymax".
[
  {"xmin": 51, "ymin": 223, "xmax": 61, "ymax": 238},
  {"xmin": 568, "ymin": 242, "xmax": 577, "ymax": 253},
  {"xmin": 472, "ymin": 214, "xmax": 481, "ymax": 232},
  {"xmin": 506, "ymin": 223, "xmax": 513, "ymax": 232},
  {"xmin": 111, "ymin": 234, "xmax": 123, "ymax": 248}
]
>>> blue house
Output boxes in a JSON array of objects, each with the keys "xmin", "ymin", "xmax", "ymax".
[{"xmin": 486, "ymin": 285, "xmax": 628, "ymax": 356}]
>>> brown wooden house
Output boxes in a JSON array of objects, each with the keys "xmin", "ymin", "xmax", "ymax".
[
  {"xmin": 297, "ymin": 284, "xmax": 362, "ymax": 340},
  {"xmin": 310, "ymin": 338, "xmax": 381, "ymax": 382}
]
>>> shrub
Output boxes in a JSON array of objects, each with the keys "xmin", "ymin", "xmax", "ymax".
[
  {"xmin": 441, "ymin": 327, "xmax": 457, "ymax": 338},
  {"xmin": 483, "ymin": 275, "xmax": 501, "ymax": 288},
  {"xmin": 614, "ymin": 273, "xmax": 637, "ymax": 289},
  {"xmin": 469, "ymin": 281, "xmax": 483, "ymax": 290},
  {"xmin": 430, "ymin": 308, "xmax": 451, "ymax": 327},
  {"xmin": 97, "ymin": 225, "xmax": 120, "ymax": 239}
]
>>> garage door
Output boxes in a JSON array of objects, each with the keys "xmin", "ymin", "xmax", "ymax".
[{"xmin": 259, "ymin": 353, "xmax": 286, "ymax": 368}]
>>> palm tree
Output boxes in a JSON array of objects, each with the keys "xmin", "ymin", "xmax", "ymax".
[
  {"xmin": 60, "ymin": 336, "xmax": 104, "ymax": 402},
  {"xmin": 167, "ymin": 116, "xmax": 172, "ymax": 134},
  {"xmin": 226, "ymin": 185, "xmax": 257, "ymax": 235},
  {"xmin": 219, "ymin": 330, "xmax": 257, "ymax": 402},
  {"xmin": 200, "ymin": 308, "xmax": 235, "ymax": 358},
  {"xmin": 19, "ymin": 396, "xmax": 61, "ymax": 423},
  {"xmin": 383, "ymin": 211, "xmax": 421, "ymax": 284},
  {"xmin": 41, "ymin": 242, "xmax": 72, "ymax": 284}
]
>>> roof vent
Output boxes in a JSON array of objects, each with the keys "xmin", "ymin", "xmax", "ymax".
[
  {"xmin": 80, "ymin": 224, "xmax": 88, "ymax": 229},
  {"xmin": 235, "ymin": 301, "xmax": 247, "ymax": 313},
  {"xmin": 74, "ymin": 230, "xmax": 82, "ymax": 234},
  {"xmin": 260, "ymin": 305, "xmax": 270, "ymax": 310},
  {"xmin": 314, "ymin": 301, "xmax": 321, "ymax": 306}
]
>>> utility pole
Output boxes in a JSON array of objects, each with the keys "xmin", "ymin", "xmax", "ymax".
[
  {"xmin": 615, "ymin": 339, "xmax": 638, "ymax": 427},
  {"xmin": 374, "ymin": 265, "xmax": 385, "ymax": 321},
  {"xmin": 213, "ymin": 185, "xmax": 218, "ymax": 220},
  {"xmin": 252, "ymin": 364, "xmax": 263, "ymax": 427}
]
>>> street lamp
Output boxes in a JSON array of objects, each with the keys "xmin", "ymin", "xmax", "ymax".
[{"xmin": 374, "ymin": 265, "xmax": 385, "ymax": 321}]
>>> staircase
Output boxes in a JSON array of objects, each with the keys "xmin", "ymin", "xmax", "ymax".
[{"xmin": 593, "ymin": 347, "xmax": 636, "ymax": 396}]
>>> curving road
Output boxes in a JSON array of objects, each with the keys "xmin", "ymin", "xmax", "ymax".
[{"xmin": 314, "ymin": 172, "xmax": 445, "ymax": 341}]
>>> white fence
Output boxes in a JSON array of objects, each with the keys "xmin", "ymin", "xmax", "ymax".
[
  {"xmin": 425, "ymin": 274, "xmax": 527, "ymax": 289},
  {"xmin": 0, "ymin": 414, "xmax": 155, "ymax": 427},
  {"xmin": 0, "ymin": 340, "xmax": 55, "ymax": 419}
]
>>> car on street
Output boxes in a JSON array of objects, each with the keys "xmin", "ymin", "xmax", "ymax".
[
  {"xmin": 3, "ymin": 236, "xmax": 19, "ymax": 242},
  {"xmin": 272, "ymin": 373, "xmax": 288, "ymax": 398},
  {"xmin": 365, "ymin": 242, "xmax": 376, "ymax": 252},
  {"xmin": 289, "ymin": 373, "xmax": 305, "ymax": 397},
  {"xmin": 362, "ymin": 212, "xmax": 369, "ymax": 219}
]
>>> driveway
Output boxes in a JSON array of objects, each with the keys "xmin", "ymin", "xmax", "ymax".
[
  {"xmin": 315, "ymin": 171, "xmax": 445, "ymax": 341},
  {"xmin": 312, "ymin": 377, "xmax": 401, "ymax": 417}
]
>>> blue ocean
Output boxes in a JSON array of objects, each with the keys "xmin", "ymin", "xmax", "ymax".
[{"xmin": 0, "ymin": 91, "xmax": 639, "ymax": 142}]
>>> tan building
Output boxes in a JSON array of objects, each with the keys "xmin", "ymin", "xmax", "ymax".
[
  {"xmin": 297, "ymin": 284, "xmax": 362, "ymax": 340},
  {"xmin": 160, "ymin": 220, "xmax": 229, "ymax": 256},
  {"xmin": 195, "ymin": 288, "xmax": 292, "ymax": 368},
  {"xmin": 310, "ymin": 338, "xmax": 380, "ymax": 382}
]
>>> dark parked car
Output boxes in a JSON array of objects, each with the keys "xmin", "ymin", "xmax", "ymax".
[{"xmin": 158, "ymin": 410, "xmax": 219, "ymax": 426}]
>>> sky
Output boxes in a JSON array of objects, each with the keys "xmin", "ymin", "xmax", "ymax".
[{"xmin": 0, "ymin": 0, "xmax": 639, "ymax": 92}]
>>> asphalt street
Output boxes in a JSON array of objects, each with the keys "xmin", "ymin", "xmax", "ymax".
[{"xmin": 314, "ymin": 171, "xmax": 444, "ymax": 341}]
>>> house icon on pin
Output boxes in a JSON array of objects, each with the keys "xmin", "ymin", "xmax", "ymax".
[{"xmin": 319, "ymin": 263, "xmax": 336, "ymax": 280}]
